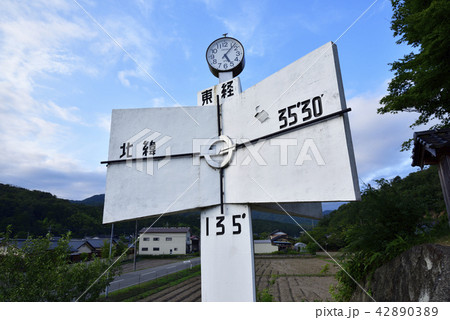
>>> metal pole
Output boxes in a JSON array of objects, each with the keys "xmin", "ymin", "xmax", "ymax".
[
  {"xmin": 108, "ymin": 223, "xmax": 114, "ymax": 257},
  {"xmin": 105, "ymin": 223, "xmax": 114, "ymax": 298},
  {"xmin": 133, "ymin": 220, "xmax": 137, "ymax": 271}
]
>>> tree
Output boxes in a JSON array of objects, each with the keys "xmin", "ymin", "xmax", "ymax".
[
  {"xmin": 0, "ymin": 231, "xmax": 121, "ymax": 301},
  {"xmin": 115, "ymin": 235, "xmax": 130, "ymax": 257},
  {"xmin": 379, "ymin": 0, "xmax": 450, "ymax": 148},
  {"xmin": 327, "ymin": 167, "xmax": 448, "ymax": 301}
]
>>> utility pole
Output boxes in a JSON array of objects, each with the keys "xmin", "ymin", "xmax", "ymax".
[
  {"xmin": 133, "ymin": 220, "xmax": 137, "ymax": 272},
  {"xmin": 105, "ymin": 223, "xmax": 114, "ymax": 298}
]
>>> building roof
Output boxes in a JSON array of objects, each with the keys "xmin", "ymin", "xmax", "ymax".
[
  {"xmin": 1, "ymin": 237, "xmax": 121, "ymax": 253},
  {"xmin": 68, "ymin": 240, "xmax": 94, "ymax": 252},
  {"xmin": 412, "ymin": 128, "xmax": 450, "ymax": 167},
  {"xmin": 271, "ymin": 234, "xmax": 289, "ymax": 242},
  {"xmin": 0, "ymin": 238, "xmax": 61, "ymax": 250},
  {"xmin": 294, "ymin": 242, "xmax": 307, "ymax": 247},
  {"xmin": 86, "ymin": 238, "xmax": 116, "ymax": 249},
  {"xmin": 254, "ymin": 240, "xmax": 272, "ymax": 244},
  {"xmin": 273, "ymin": 240, "xmax": 292, "ymax": 245},
  {"xmin": 139, "ymin": 227, "xmax": 191, "ymax": 234},
  {"xmin": 1, "ymin": 238, "xmax": 85, "ymax": 253},
  {"xmin": 269, "ymin": 231, "xmax": 287, "ymax": 239}
]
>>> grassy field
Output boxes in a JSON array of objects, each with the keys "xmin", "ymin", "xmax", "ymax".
[
  {"xmin": 109, "ymin": 254, "xmax": 339, "ymax": 302},
  {"xmin": 254, "ymin": 255, "xmax": 338, "ymax": 302}
]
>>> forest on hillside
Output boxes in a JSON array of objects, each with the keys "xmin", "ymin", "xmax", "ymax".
[
  {"xmin": 0, "ymin": 183, "xmax": 309, "ymax": 238},
  {"xmin": 1, "ymin": 166, "xmax": 447, "ymax": 246},
  {"xmin": 302, "ymin": 166, "xmax": 447, "ymax": 251},
  {"xmin": 300, "ymin": 166, "xmax": 449, "ymax": 301},
  {"xmin": 0, "ymin": 185, "xmax": 107, "ymax": 238},
  {"xmin": 0, "ymin": 184, "xmax": 193, "ymax": 238}
]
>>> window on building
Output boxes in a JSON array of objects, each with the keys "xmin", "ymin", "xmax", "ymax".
[
  {"xmin": 141, "ymin": 247, "xmax": 148, "ymax": 251},
  {"xmin": 166, "ymin": 237, "xmax": 172, "ymax": 241},
  {"xmin": 143, "ymin": 237, "xmax": 150, "ymax": 241},
  {"xmin": 174, "ymin": 248, "xmax": 178, "ymax": 251},
  {"xmin": 153, "ymin": 247, "xmax": 160, "ymax": 251},
  {"xmin": 153, "ymin": 237, "xmax": 159, "ymax": 241}
]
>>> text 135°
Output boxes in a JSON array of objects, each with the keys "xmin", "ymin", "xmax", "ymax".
[{"xmin": 205, "ymin": 213, "xmax": 246, "ymax": 236}]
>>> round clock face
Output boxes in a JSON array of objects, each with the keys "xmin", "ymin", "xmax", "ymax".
[{"xmin": 206, "ymin": 37, "xmax": 245, "ymax": 78}]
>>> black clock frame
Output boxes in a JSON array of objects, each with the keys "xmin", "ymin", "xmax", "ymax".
[{"xmin": 206, "ymin": 37, "xmax": 245, "ymax": 78}]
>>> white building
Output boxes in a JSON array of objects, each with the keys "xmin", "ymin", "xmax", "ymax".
[
  {"xmin": 139, "ymin": 227, "xmax": 191, "ymax": 255},
  {"xmin": 253, "ymin": 239, "xmax": 278, "ymax": 254}
]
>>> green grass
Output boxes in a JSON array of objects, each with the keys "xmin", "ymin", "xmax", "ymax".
[
  {"xmin": 257, "ymin": 288, "xmax": 274, "ymax": 302},
  {"xmin": 434, "ymin": 233, "xmax": 450, "ymax": 246},
  {"xmin": 259, "ymin": 273, "xmax": 334, "ymax": 278}
]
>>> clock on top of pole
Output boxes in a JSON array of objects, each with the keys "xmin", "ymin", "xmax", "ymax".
[{"xmin": 206, "ymin": 34, "xmax": 245, "ymax": 83}]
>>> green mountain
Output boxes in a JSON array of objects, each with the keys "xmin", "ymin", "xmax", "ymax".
[
  {"xmin": 0, "ymin": 183, "xmax": 200, "ymax": 238},
  {"xmin": 0, "ymin": 184, "xmax": 108, "ymax": 238},
  {"xmin": 1, "ymin": 183, "xmax": 323, "ymax": 239},
  {"xmin": 252, "ymin": 210, "xmax": 320, "ymax": 226},
  {"xmin": 70, "ymin": 194, "xmax": 105, "ymax": 206}
]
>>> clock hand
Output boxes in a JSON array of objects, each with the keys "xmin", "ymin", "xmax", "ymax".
[{"xmin": 222, "ymin": 43, "xmax": 235, "ymax": 61}]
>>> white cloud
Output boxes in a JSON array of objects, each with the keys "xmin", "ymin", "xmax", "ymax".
[
  {"xmin": 204, "ymin": 1, "xmax": 267, "ymax": 57},
  {"xmin": 347, "ymin": 87, "xmax": 430, "ymax": 185},
  {"xmin": 0, "ymin": 0, "xmax": 165, "ymax": 199},
  {"xmin": 134, "ymin": 0, "xmax": 155, "ymax": 17},
  {"xmin": 46, "ymin": 101, "xmax": 83, "ymax": 123},
  {"xmin": 0, "ymin": 1, "xmax": 101, "ymax": 198},
  {"xmin": 118, "ymin": 70, "xmax": 132, "ymax": 87},
  {"xmin": 97, "ymin": 113, "xmax": 111, "ymax": 132},
  {"xmin": 90, "ymin": 13, "xmax": 158, "ymax": 87},
  {"xmin": 150, "ymin": 97, "xmax": 168, "ymax": 108}
]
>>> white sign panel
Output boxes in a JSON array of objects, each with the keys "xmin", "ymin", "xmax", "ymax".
[
  {"xmin": 223, "ymin": 42, "xmax": 345, "ymax": 141},
  {"xmin": 103, "ymin": 106, "xmax": 220, "ymax": 224},
  {"xmin": 222, "ymin": 41, "xmax": 360, "ymax": 204},
  {"xmin": 103, "ymin": 42, "xmax": 359, "ymax": 223}
]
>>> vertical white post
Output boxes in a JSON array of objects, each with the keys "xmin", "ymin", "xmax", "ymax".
[
  {"xmin": 219, "ymin": 71, "xmax": 233, "ymax": 84},
  {"xmin": 200, "ymin": 204, "xmax": 256, "ymax": 302}
]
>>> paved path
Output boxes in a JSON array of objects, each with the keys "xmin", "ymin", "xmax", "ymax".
[{"xmin": 107, "ymin": 257, "xmax": 200, "ymax": 292}]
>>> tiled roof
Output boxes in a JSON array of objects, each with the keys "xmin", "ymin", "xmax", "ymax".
[
  {"xmin": 1, "ymin": 238, "xmax": 119, "ymax": 252},
  {"xmin": 68, "ymin": 240, "xmax": 90, "ymax": 252},
  {"xmin": 412, "ymin": 128, "xmax": 450, "ymax": 167},
  {"xmin": 86, "ymin": 238, "xmax": 116, "ymax": 249},
  {"xmin": 273, "ymin": 240, "xmax": 292, "ymax": 245},
  {"xmin": 254, "ymin": 240, "xmax": 272, "ymax": 244},
  {"xmin": 139, "ymin": 227, "xmax": 191, "ymax": 234}
]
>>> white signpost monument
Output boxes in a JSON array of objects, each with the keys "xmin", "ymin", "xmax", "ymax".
[{"xmin": 102, "ymin": 39, "xmax": 360, "ymax": 302}]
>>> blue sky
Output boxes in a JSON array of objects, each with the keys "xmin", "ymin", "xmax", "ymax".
[{"xmin": 0, "ymin": 0, "xmax": 430, "ymax": 206}]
